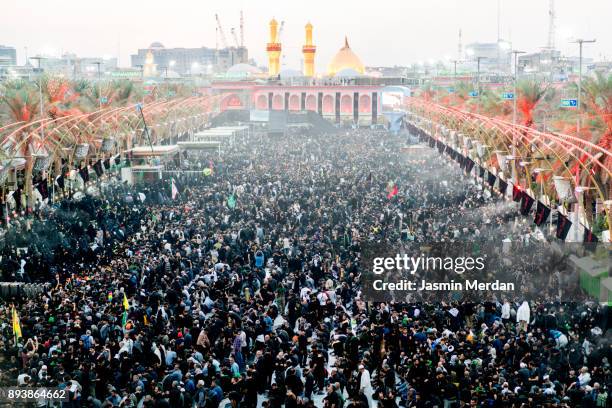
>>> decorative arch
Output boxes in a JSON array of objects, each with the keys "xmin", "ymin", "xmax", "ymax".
[
  {"xmin": 341, "ymin": 94, "xmax": 352, "ymax": 114},
  {"xmin": 220, "ymin": 93, "xmax": 243, "ymax": 111},
  {"xmin": 289, "ymin": 95, "xmax": 300, "ymax": 111},
  {"xmin": 359, "ymin": 95, "xmax": 371, "ymax": 113},
  {"xmin": 305, "ymin": 95, "xmax": 317, "ymax": 111},
  {"xmin": 272, "ymin": 94, "xmax": 284, "ymax": 110},
  {"xmin": 255, "ymin": 94, "xmax": 268, "ymax": 110},
  {"xmin": 322, "ymin": 95, "xmax": 334, "ymax": 114}
]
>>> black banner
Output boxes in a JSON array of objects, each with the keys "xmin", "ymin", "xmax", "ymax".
[
  {"xmin": 498, "ymin": 179, "xmax": 508, "ymax": 196},
  {"xmin": 512, "ymin": 185, "xmax": 523, "ymax": 202},
  {"xmin": 556, "ymin": 213, "xmax": 572, "ymax": 240},
  {"xmin": 465, "ymin": 158, "xmax": 475, "ymax": 174},
  {"xmin": 520, "ymin": 193, "xmax": 535, "ymax": 215},
  {"xmin": 534, "ymin": 201, "xmax": 551, "ymax": 226},
  {"xmin": 487, "ymin": 172, "xmax": 496, "ymax": 187}
]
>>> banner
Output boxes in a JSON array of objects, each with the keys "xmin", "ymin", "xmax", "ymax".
[
  {"xmin": 520, "ymin": 193, "xmax": 535, "ymax": 215},
  {"xmin": 556, "ymin": 213, "xmax": 572, "ymax": 240},
  {"xmin": 534, "ymin": 201, "xmax": 551, "ymax": 226}
]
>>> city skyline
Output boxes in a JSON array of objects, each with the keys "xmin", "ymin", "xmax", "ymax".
[{"xmin": 1, "ymin": 0, "xmax": 610, "ymax": 71}]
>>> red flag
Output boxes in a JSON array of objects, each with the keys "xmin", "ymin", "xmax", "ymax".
[{"xmin": 387, "ymin": 185, "xmax": 398, "ymax": 199}]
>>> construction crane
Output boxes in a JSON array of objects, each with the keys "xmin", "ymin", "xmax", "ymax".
[
  {"xmin": 230, "ymin": 28, "xmax": 240, "ymax": 48},
  {"xmin": 215, "ymin": 14, "xmax": 228, "ymax": 49},
  {"xmin": 547, "ymin": 0, "xmax": 556, "ymax": 51},
  {"xmin": 277, "ymin": 21, "xmax": 286, "ymax": 68},
  {"xmin": 277, "ymin": 20, "xmax": 285, "ymax": 43},
  {"xmin": 239, "ymin": 10, "xmax": 245, "ymax": 47}
]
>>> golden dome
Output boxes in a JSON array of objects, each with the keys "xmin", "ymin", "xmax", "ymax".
[{"xmin": 327, "ymin": 36, "xmax": 365, "ymax": 76}]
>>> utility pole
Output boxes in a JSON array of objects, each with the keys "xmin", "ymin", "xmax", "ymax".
[
  {"xmin": 573, "ymin": 39, "xmax": 596, "ymax": 133},
  {"xmin": 476, "ymin": 57, "xmax": 486, "ymax": 114},
  {"xmin": 511, "ymin": 51, "xmax": 526, "ymax": 126},
  {"xmin": 511, "ymin": 50, "xmax": 525, "ymax": 183},
  {"xmin": 29, "ymin": 56, "xmax": 45, "ymax": 139},
  {"xmin": 93, "ymin": 61, "xmax": 102, "ymax": 109}
]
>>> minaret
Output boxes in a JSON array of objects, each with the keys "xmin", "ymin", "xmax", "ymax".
[
  {"xmin": 266, "ymin": 18, "xmax": 281, "ymax": 77},
  {"xmin": 143, "ymin": 50, "xmax": 157, "ymax": 78},
  {"xmin": 302, "ymin": 22, "xmax": 316, "ymax": 77}
]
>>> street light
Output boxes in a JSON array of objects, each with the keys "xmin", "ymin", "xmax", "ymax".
[
  {"xmin": 511, "ymin": 51, "xmax": 526, "ymax": 126},
  {"xmin": 475, "ymin": 56, "xmax": 486, "ymax": 114},
  {"xmin": 29, "ymin": 56, "xmax": 46, "ymax": 139},
  {"xmin": 511, "ymin": 50, "xmax": 525, "ymax": 183},
  {"xmin": 572, "ymin": 39, "xmax": 596, "ymax": 133},
  {"xmin": 93, "ymin": 61, "xmax": 102, "ymax": 109}
]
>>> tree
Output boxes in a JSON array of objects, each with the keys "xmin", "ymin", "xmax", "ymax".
[
  {"xmin": 516, "ymin": 80, "xmax": 550, "ymax": 127},
  {"xmin": 581, "ymin": 72, "xmax": 612, "ymax": 184},
  {"xmin": 0, "ymin": 80, "xmax": 41, "ymax": 211}
]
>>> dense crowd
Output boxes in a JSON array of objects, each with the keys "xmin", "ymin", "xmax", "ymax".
[{"xmin": 0, "ymin": 128, "xmax": 609, "ymax": 407}]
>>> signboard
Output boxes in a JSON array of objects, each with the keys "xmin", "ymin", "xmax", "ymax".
[
  {"xmin": 469, "ymin": 91, "xmax": 479, "ymax": 97},
  {"xmin": 100, "ymin": 97, "xmax": 108, "ymax": 104},
  {"xmin": 447, "ymin": 87, "xmax": 455, "ymax": 94},
  {"xmin": 560, "ymin": 99, "xmax": 577, "ymax": 108},
  {"xmin": 502, "ymin": 92, "xmax": 514, "ymax": 100}
]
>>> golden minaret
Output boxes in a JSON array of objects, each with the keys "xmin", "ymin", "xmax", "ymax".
[
  {"xmin": 302, "ymin": 22, "xmax": 316, "ymax": 77},
  {"xmin": 143, "ymin": 50, "xmax": 157, "ymax": 78},
  {"xmin": 266, "ymin": 18, "xmax": 281, "ymax": 77}
]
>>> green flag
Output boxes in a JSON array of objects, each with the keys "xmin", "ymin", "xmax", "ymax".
[
  {"xmin": 227, "ymin": 195, "xmax": 236, "ymax": 209},
  {"xmin": 122, "ymin": 311, "xmax": 128, "ymax": 328}
]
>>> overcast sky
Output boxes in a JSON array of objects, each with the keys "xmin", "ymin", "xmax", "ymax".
[{"xmin": 2, "ymin": 0, "xmax": 610, "ymax": 69}]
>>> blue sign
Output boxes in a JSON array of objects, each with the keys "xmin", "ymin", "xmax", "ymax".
[
  {"xmin": 502, "ymin": 92, "xmax": 514, "ymax": 100},
  {"xmin": 560, "ymin": 99, "xmax": 578, "ymax": 108},
  {"xmin": 469, "ymin": 91, "xmax": 479, "ymax": 97},
  {"xmin": 99, "ymin": 97, "xmax": 108, "ymax": 104},
  {"xmin": 447, "ymin": 87, "xmax": 455, "ymax": 94}
]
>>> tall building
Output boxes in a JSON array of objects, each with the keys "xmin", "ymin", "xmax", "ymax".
[
  {"xmin": 130, "ymin": 42, "xmax": 248, "ymax": 76},
  {"xmin": 464, "ymin": 41, "xmax": 511, "ymax": 72},
  {"xmin": 0, "ymin": 45, "xmax": 17, "ymax": 66},
  {"xmin": 36, "ymin": 53, "xmax": 117, "ymax": 78}
]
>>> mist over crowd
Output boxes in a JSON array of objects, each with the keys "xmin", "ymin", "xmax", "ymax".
[{"xmin": 0, "ymin": 128, "xmax": 609, "ymax": 408}]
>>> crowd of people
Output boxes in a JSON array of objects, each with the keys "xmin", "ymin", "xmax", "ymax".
[{"xmin": 0, "ymin": 127, "xmax": 609, "ymax": 407}]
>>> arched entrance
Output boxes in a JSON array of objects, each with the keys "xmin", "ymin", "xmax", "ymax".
[
  {"xmin": 341, "ymin": 94, "xmax": 352, "ymax": 114},
  {"xmin": 305, "ymin": 95, "xmax": 317, "ymax": 111},
  {"xmin": 256, "ymin": 94, "xmax": 268, "ymax": 110},
  {"xmin": 359, "ymin": 94, "xmax": 371, "ymax": 113},
  {"xmin": 220, "ymin": 93, "xmax": 243, "ymax": 111},
  {"xmin": 289, "ymin": 95, "xmax": 300, "ymax": 111},
  {"xmin": 272, "ymin": 94, "xmax": 284, "ymax": 110},
  {"xmin": 322, "ymin": 95, "xmax": 334, "ymax": 114}
]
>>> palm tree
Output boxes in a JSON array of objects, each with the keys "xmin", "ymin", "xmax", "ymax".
[
  {"xmin": 0, "ymin": 80, "xmax": 41, "ymax": 211},
  {"xmin": 516, "ymin": 80, "xmax": 550, "ymax": 127},
  {"xmin": 581, "ymin": 72, "xmax": 612, "ymax": 169}
]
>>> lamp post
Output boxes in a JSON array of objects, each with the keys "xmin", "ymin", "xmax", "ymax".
[
  {"xmin": 572, "ymin": 39, "xmax": 596, "ymax": 133},
  {"xmin": 93, "ymin": 61, "xmax": 102, "ymax": 109},
  {"xmin": 510, "ymin": 51, "xmax": 525, "ymax": 183},
  {"xmin": 511, "ymin": 51, "xmax": 526, "ymax": 126},
  {"xmin": 476, "ymin": 56, "xmax": 486, "ymax": 114},
  {"xmin": 29, "ymin": 56, "xmax": 46, "ymax": 139}
]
